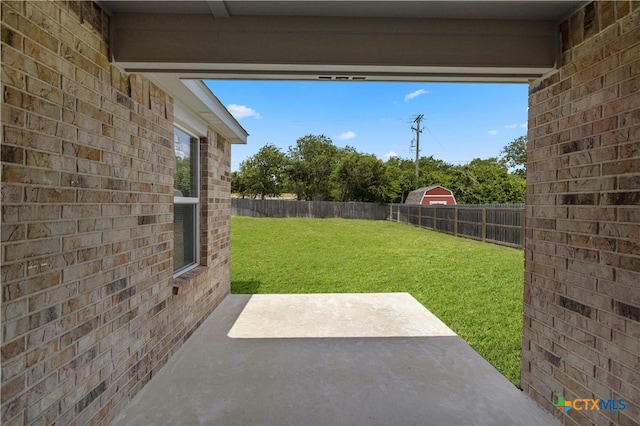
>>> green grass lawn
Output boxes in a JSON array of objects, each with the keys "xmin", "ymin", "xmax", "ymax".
[{"xmin": 231, "ymin": 216, "xmax": 524, "ymax": 385}]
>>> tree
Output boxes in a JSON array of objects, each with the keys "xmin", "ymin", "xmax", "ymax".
[
  {"xmin": 501, "ymin": 136, "xmax": 527, "ymax": 178},
  {"xmin": 384, "ymin": 157, "xmax": 416, "ymax": 203},
  {"xmin": 449, "ymin": 157, "xmax": 525, "ymax": 204},
  {"xmin": 416, "ymin": 155, "xmax": 454, "ymax": 189},
  {"xmin": 232, "ymin": 134, "xmax": 528, "ymax": 204},
  {"xmin": 336, "ymin": 150, "xmax": 395, "ymax": 202},
  {"xmin": 237, "ymin": 144, "xmax": 289, "ymax": 199},
  {"xmin": 230, "ymin": 171, "xmax": 245, "ymax": 196},
  {"xmin": 287, "ymin": 134, "xmax": 339, "ymax": 201}
]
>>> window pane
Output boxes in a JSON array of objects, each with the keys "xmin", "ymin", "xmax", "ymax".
[
  {"xmin": 174, "ymin": 127, "xmax": 199, "ymax": 198},
  {"xmin": 174, "ymin": 203, "xmax": 197, "ymax": 272}
]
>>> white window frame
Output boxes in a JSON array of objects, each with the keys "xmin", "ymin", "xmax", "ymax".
[{"xmin": 173, "ymin": 123, "xmax": 201, "ymax": 277}]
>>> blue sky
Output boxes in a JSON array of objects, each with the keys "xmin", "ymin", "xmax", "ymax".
[{"xmin": 204, "ymin": 80, "xmax": 529, "ymax": 171}]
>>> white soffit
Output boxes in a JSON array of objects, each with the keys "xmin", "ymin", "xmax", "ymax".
[{"xmin": 149, "ymin": 74, "xmax": 248, "ymax": 144}]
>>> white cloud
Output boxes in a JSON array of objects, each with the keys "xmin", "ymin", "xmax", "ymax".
[
  {"xmin": 404, "ymin": 89, "xmax": 431, "ymax": 102},
  {"xmin": 227, "ymin": 104, "xmax": 261, "ymax": 119},
  {"xmin": 505, "ymin": 124, "xmax": 518, "ymax": 129},
  {"xmin": 338, "ymin": 131, "xmax": 356, "ymax": 140},
  {"xmin": 488, "ymin": 130, "xmax": 498, "ymax": 136},
  {"xmin": 385, "ymin": 151, "xmax": 398, "ymax": 159},
  {"xmin": 520, "ymin": 121, "xmax": 528, "ymax": 128}
]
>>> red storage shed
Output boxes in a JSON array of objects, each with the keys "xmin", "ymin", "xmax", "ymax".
[{"xmin": 405, "ymin": 186, "xmax": 457, "ymax": 205}]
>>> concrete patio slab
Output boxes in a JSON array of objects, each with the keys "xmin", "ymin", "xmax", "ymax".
[
  {"xmin": 228, "ymin": 293, "xmax": 457, "ymax": 338},
  {"xmin": 112, "ymin": 293, "xmax": 559, "ymax": 426}
]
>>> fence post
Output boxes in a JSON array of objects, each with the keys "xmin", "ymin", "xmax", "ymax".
[
  {"xmin": 482, "ymin": 208, "xmax": 487, "ymax": 242},
  {"xmin": 433, "ymin": 207, "xmax": 437, "ymax": 231},
  {"xmin": 521, "ymin": 208, "xmax": 525, "ymax": 248},
  {"xmin": 454, "ymin": 206, "xmax": 458, "ymax": 237}
]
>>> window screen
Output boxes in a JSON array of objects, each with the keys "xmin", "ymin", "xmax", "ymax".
[
  {"xmin": 173, "ymin": 126, "xmax": 200, "ymax": 274},
  {"xmin": 173, "ymin": 203, "xmax": 197, "ymax": 271}
]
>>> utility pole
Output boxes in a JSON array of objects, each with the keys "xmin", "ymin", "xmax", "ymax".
[{"xmin": 411, "ymin": 114, "xmax": 424, "ymax": 186}]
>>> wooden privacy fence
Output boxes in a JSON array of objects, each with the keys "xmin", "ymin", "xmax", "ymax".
[
  {"xmin": 388, "ymin": 204, "xmax": 525, "ymax": 248},
  {"xmin": 232, "ymin": 198, "xmax": 389, "ymax": 220},
  {"xmin": 232, "ymin": 199, "xmax": 525, "ymax": 249}
]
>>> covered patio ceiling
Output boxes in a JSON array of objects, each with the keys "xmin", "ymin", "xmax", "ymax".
[{"xmin": 99, "ymin": 0, "xmax": 587, "ymax": 83}]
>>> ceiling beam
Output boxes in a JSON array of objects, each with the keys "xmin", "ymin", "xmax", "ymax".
[{"xmin": 111, "ymin": 14, "xmax": 558, "ymax": 82}]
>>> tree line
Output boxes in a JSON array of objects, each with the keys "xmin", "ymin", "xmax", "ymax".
[{"xmin": 231, "ymin": 134, "xmax": 527, "ymax": 204}]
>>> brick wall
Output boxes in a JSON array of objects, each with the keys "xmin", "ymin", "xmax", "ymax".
[
  {"xmin": 1, "ymin": 1, "xmax": 231, "ymax": 424},
  {"xmin": 523, "ymin": 2, "xmax": 640, "ymax": 425}
]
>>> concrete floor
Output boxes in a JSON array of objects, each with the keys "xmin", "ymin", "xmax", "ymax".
[{"xmin": 112, "ymin": 293, "xmax": 559, "ymax": 426}]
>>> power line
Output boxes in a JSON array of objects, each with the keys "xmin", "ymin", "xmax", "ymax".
[{"xmin": 423, "ymin": 125, "xmax": 446, "ymax": 152}]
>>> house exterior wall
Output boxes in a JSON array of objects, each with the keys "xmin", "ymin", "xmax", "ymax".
[
  {"xmin": 523, "ymin": 2, "xmax": 640, "ymax": 425},
  {"xmin": 1, "ymin": 1, "xmax": 231, "ymax": 425}
]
